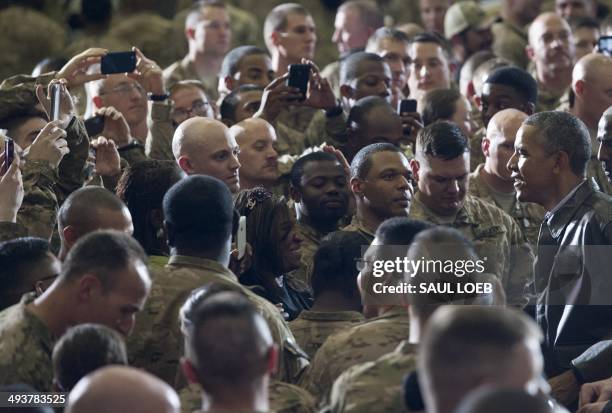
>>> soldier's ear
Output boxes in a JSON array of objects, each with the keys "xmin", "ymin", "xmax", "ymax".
[
  {"xmin": 177, "ymin": 156, "xmax": 194, "ymax": 174},
  {"xmin": 340, "ymin": 84, "xmax": 354, "ymax": 100},
  {"xmin": 76, "ymin": 274, "xmax": 103, "ymax": 303},
  {"xmin": 185, "ymin": 27, "xmax": 196, "ymax": 41},
  {"xmin": 266, "ymin": 344, "xmax": 279, "ymax": 375},
  {"xmin": 92, "ymin": 96, "xmax": 104, "ymax": 110},
  {"xmin": 410, "ymin": 158, "xmax": 420, "ymax": 183},
  {"xmin": 482, "ymin": 137, "xmax": 491, "ymax": 158},
  {"xmin": 350, "ymin": 177, "xmax": 364, "ymax": 196},
  {"xmin": 289, "ymin": 184, "xmax": 301, "ymax": 203},
  {"xmin": 224, "ymin": 76, "xmax": 234, "ymax": 92},
  {"xmin": 63, "ymin": 225, "xmax": 79, "ymax": 249},
  {"xmin": 180, "ymin": 357, "xmax": 200, "ymax": 385},
  {"xmin": 525, "ymin": 45, "xmax": 535, "ymax": 61}
]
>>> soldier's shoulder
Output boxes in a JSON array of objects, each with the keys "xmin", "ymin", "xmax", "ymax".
[
  {"xmin": 0, "ymin": 305, "xmax": 50, "ymax": 368},
  {"xmin": 270, "ymin": 380, "xmax": 317, "ymax": 413},
  {"xmin": 465, "ymin": 195, "xmax": 516, "ymax": 226}
]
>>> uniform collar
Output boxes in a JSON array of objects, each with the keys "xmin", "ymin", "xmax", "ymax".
[
  {"xmin": 544, "ymin": 179, "xmax": 595, "ymax": 239},
  {"xmin": 167, "ymin": 255, "xmax": 238, "ymax": 282}
]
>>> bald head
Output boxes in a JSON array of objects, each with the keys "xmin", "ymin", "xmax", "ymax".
[
  {"xmin": 172, "ymin": 116, "xmax": 241, "ymax": 193},
  {"xmin": 572, "ymin": 54, "xmax": 612, "ymax": 129},
  {"xmin": 65, "ymin": 366, "xmax": 180, "ymax": 413},
  {"xmin": 528, "ymin": 12, "xmax": 570, "ymax": 46},
  {"xmin": 484, "ymin": 109, "xmax": 527, "ymax": 181},
  {"xmin": 527, "ymin": 13, "xmax": 574, "ymax": 77},
  {"xmin": 58, "ymin": 187, "xmax": 133, "ymax": 259}
]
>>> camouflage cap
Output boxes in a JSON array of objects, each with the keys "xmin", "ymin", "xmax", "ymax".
[{"xmin": 444, "ymin": 1, "xmax": 491, "ymax": 39}]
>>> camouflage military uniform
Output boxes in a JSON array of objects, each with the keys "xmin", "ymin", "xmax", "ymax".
[
  {"xmin": 180, "ymin": 380, "xmax": 317, "ymax": 413},
  {"xmin": 321, "ymin": 61, "xmax": 341, "ymax": 99},
  {"xmin": 127, "ymin": 255, "xmax": 309, "ymax": 386},
  {"xmin": 469, "ymin": 164, "xmax": 546, "ymax": 247},
  {"xmin": 0, "ymin": 222, "xmax": 27, "ymax": 242},
  {"xmin": 535, "ymin": 84, "xmax": 570, "ymax": 113},
  {"xmin": 0, "ymin": 7, "xmax": 65, "ymax": 81},
  {"xmin": 274, "ymin": 109, "xmax": 347, "ymax": 156},
  {"xmin": 492, "ymin": 18, "xmax": 529, "ymax": 69},
  {"xmin": 300, "ymin": 307, "xmax": 409, "ymax": 400},
  {"xmin": 469, "ymin": 127, "xmax": 486, "ymax": 172},
  {"xmin": 146, "ymin": 100, "xmax": 175, "ymax": 161},
  {"xmin": 293, "ymin": 221, "xmax": 326, "ymax": 285},
  {"xmin": 0, "ymin": 293, "xmax": 54, "ymax": 391},
  {"xmin": 163, "ymin": 57, "xmax": 219, "ymax": 102},
  {"xmin": 341, "ymin": 215, "xmax": 376, "ymax": 245},
  {"xmin": 289, "ymin": 310, "xmax": 365, "ymax": 359},
  {"xmin": 327, "ymin": 340, "xmax": 418, "ymax": 413},
  {"xmin": 17, "ymin": 160, "xmax": 58, "ymax": 241},
  {"xmin": 409, "ymin": 193, "xmax": 535, "ymax": 306}
]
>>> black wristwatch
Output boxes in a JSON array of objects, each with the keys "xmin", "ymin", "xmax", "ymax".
[
  {"xmin": 325, "ymin": 102, "xmax": 343, "ymax": 117},
  {"xmin": 147, "ymin": 92, "xmax": 169, "ymax": 102}
]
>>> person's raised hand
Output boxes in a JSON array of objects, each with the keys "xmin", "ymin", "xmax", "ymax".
[
  {"xmin": 56, "ymin": 47, "xmax": 108, "ymax": 88},
  {"xmin": 26, "ymin": 121, "xmax": 69, "ymax": 169},
  {"xmin": 301, "ymin": 59, "xmax": 337, "ymax": 111},
  {"xmin": 129, "ymin": 47, "xmax": 165, "ymax": 95},
  {"xmin": 254, "ymin": 74, "xmax": 302, "ymax": 122},
  {"xmin": 36, "ymin": 78, "xmax": 76, "ymax": 129},
  {"xmin": 91, "ymin": 107, "xmax": 132, "ymax": 147},
  {"xmin": 0, "ymin": 151, "xmax": 24, "ymax": 223},
  {"xmin": 91, "ymin": 136, "xmax": 121, "ymax": 177}
]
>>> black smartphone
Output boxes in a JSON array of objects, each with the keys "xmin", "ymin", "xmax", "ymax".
[
  {"xmin": 287, "ymin": 64, "xmax": 310, "ymax": 101},
  {"xmin": 85, "ymin": 115, "xmax": 106, "ymax": 137},
  {"xmin": 398, "ymin": 99, "xmax": 418, "ymax": 114},
  {"xmin": 101, "ymin": 51, "xmax": 136, "ymax": 74},
  {"xmin": 2, "ymin": 138, "xmax": 14, "ymax": 174},
  {"xmin": 50, "ymin": 83, "xmax": 61, "ymax": 121},
  {"xmin": 598, "ymin": 36, "xmax": 612, "ymax": 56}
]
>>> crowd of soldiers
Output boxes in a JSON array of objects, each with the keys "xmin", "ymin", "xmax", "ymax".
[{"xmin": 1, "ymin": 0, "xmax": 612, "ymax": 412}]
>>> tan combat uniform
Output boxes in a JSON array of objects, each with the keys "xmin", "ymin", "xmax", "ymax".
[
  {"xmin": 180, "ymin": 380, "xmax": 317, "ymax": 413},
  {"xmin": 469, "ymin": 164, "xmax": 546, "ymax": 247},
  {"xmin": 0, "ymin": 294, "xmax": 54, "ymax": 391},
  {"xmin": 300, "ymin": 307, "xmax": 409, "ymax": 401},
  {"xmin": 146, "ymin": 100, "xmax": 175, "ymax": 161},
  {"xmin": 409, "ymin": 193, "xmax": 535, "ymax": 306},
  {"xmin": 163, "ymin": 57, "xmax": 219, "ymax": 102},
  {"xmin": 491, "ymin": 18, "xmax": 529, "ymax": 69},
  {"xmin": 293, "ymin": 221, "xmax": 326, "ymax": 285},
  {"xmin": 0, "ymin": 222, "xmax": 27, "ymax": 242},
  {"xmin": 469, "ymin": 127, "xmax": 486, "ymax": 172},
  {"xmin": 127, "ymin": 255, "xmax": 309, "ymax": 386},
  {"xmin": 327, "ymin": 341, "xmax": 418, "ymax": 413},
  {"xmin": 289, "ymin": 310, "xmax": 365, "ymax": 359},
  {"xmin": 341, "ymin": 215, "xmax": 376, "ymax": 245}
]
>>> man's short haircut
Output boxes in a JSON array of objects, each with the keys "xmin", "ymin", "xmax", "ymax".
[
  {"xmin": 350, "ymin": 142, "xmax": 404, "ymax": 179},
  {"xmin": 340, "ymin": 52, "xmax": 386, "ymax": 85},
  {"xmin": 264, "ymin": 3, "xmax": 310, "ymax": 52},
  {"xmin": 416, "ymin": 121, "xmax": 470, "ymax": 160},
  {"xmin": 0, "ymin": 237, "xmax": 50, "ymax": 310},
  {"xmin": 455, "ymin": 388, "xmax": 553, "ymax": 413},
  {"xmin": 347, "ymin": 95, "xmax": 395, "ymax": 128},
  {"xmin": 419, "ymin": 306, "xmax": 542, "ymax": 413},
  {"xmin": 375, "ymin": 217, "xmax": 433, "ymax": 245},
  {"xmin": 60, "ymin": 230, "xmax": 147, "ymax": 290},
  {"xmin": 366, "ymin": 27, "xmax": 410, "ymax": 51},
  {"xmin": 568, "ymin": 15, "xmax": 600, "ymax": 32},
  {"xmin": 185, "ymin": 0, "xmax": 227, "ymax": 30},
  {"xmin": 219, "ymin": 84, "xmax": 263, "ymax": 122},
  {"xmin": 524, "ymin": 111, "xmax": 591, "ymax": 175},
  {"xmin": 0, "ymin": 108, "xmax": 48, "ymax": 139},
  {"xmin": 290, "ymin": 151, "xmax": 339, "ymax": 188},
  {"xmin": 485, "ymin": 67, "xmax": 538, "ymax": 105},
  {"xmin": 460, "ymin": 50, "xmax": 496, "ymax": 93},
  {"xmin": 58, "ymin": 187, "xmax": 128, "ymax": 233},
  {"xmin": 52, "ymin": 323, "xmax": 128, "ymax": 391},
  {"xmin": 311, "ymin": 231, "xmax": 365, "ymax": 299},
  {"xmin": 180, "ymin": 283, "xmax": 246, "ymax": 333},
  {"xmin": 339, "ymin": 0, "xmax": 384, "ymax": 30},
  {"xmin": 421, "ymin": 88, "xmax": 463, "ymax": 127},
  {"xmin": 163, "ymin": 175, "xmax": 234, "ymax": 251},
  {"xmin": 169, "ymin": 80, "xmax": 209, "ymax": 98},
  {"xmin": 473, "ymin": 57, "xmax": 512, "ymax": 96},
  {"xmin": 219, "ymin": 45, "xmax": 269, "ymax": 79},
  {"xmin": 188, "ymin": 292, "xmax": 271, "ymax": 388},
  {"xmin": 408, "ymin": 32, "xmax": 453, "ymax": 61}
]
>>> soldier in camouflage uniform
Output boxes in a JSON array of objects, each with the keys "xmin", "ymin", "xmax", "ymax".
[
  {"xmin": 0, "ymin": 231, "xmax": 151, "ymax": 391},
  {"xmin": 474, "ymin": 66, "xmax": 538, "ymax": 172},
  {"xmin": 127, "ymin": 176, "xmax": 308, "ymax": 386},
  {"xmin": 469, "ymin": 109, "xmax": 546, "ymax": 248},
  {"xmin": 288, "ymin": 152, "xmax": 351, "ymax": 285},
  {"xmin": 342, "ymin": 144, "xmax": 412, "ymax": 245},
  {"xmin": 289, "ymin": 231, "xmax": 366, "ymax": 358},
  {"xmin": 163, "ymin": 3, "xmax": 232, "ymax": 101},
  {"xmin": 409, "ymin": 121, "xmax": 535, "ymax": 306},
  {"xmin": 526, "ymin": 13, "xmax": 575, "ymax": 113}
]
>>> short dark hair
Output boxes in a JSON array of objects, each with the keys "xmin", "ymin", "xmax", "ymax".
[
  {"xmin": 311, "ymin": 231, "xmax": 365, "ymax": 298},
  {"xmin": 347, "ymin": 95, "xmax": 395, "ymax": 127},
  {"xmin": 0, "ymin": 108, "xmax": 48, "ymax": 138},
  {"xmin": 340, "ymin": 52, "xmax": 386, "ymax": 85},
  {"xmin": 185, "ymin": 0, "xmax": 226, "ymax": 30},
  {"xmin": 485, "ymin": 67, "xmax": 538, "ymax": 105},
  {"xmin": 375, "ymin": 217, "xmax": 433, "ymax": 245},
  {"xmin": 350, "ymin": 143, "xmax": 403, "ymax": 179},
  {"xmin": 58, "ymin": 187, "xmax": 128, "ymax": 233},
  {"xmin": 219, "ymin": 84, "xmax": 263, "ymax": 122},
  {"xmin": 408, "ymin": 32, "xmax": 453, "ymax": 61},
  {"xmin": 115, "ymin": 160, "xmax": 183, "ymax": 255},
  {"xmin": 290, "ymin": 151, "xmax": 339, "ymax": 188},
  {"xmin": 163, "ymin": 175, "xmax": 234, "ymax": 251},
  {"xmin": 264, "ymin": 3, "xmax": 310, "ymax": 51},
  {"xmin": 0, "ymin": 237, "xmax": 51, "ymax": 310},
  {"xmin": 416, "ymin": 121, "xmax": 470, "ymax": 160},
  {"xmin": 421, "ymin": 88, "xmax": 463, "ymax": 127},
  {"xmin": 60, "ymin": 230, "xmax": 148, "ymax": 290},
  {"xmin": 189, "ymin": 293, "xmax": 270, "ymax": 388},
  {"xmin": 339, "ymin": 0, "xmax": 384, "ymax": 29},
  {"xmin": 219, "ymin": 46, "xmax": 269, "ymax": 79},
  {"xmin": 52, "ymin": 323, "xmax": 128, "ymax": 391},
  {"xmin": 568, "ymin": 15, "xmax": 601, "ymax": 31},
  {"xmin": 523, "ymin": 111, "xmax": 591, "ymax": 175},
  {"xmin": 180, "ymin": 283, "xmax": 246, "ymax": 333}
]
